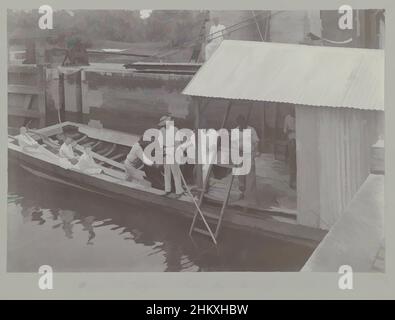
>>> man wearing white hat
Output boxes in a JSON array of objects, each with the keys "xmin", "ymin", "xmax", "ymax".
[{"xmin": 158, "ymin": 115, "xmax": 184, "ymax": 197}]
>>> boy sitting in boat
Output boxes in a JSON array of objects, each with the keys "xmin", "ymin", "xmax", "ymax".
[
  {"xmin": 59, "ymin": 136, "xmax": 79, "ymax": 165},
  {"xmin": 17, "ymin": 127, "xmax": 40, "ymax": 150}
]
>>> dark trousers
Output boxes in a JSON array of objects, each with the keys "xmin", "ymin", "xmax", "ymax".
[{"xmin": 287, "ymin": 139, "xmax": 297, "ymax": 188}]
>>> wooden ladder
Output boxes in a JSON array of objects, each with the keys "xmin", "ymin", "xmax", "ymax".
[{"xmin": 188, "ymin": 163, "xmax": 235, "ymax": 244}]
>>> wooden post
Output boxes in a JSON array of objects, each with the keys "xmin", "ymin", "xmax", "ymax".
[
  {"xmin": 36, "ymin": 65, "xmax": 46, "ymax": 128},
  {"xmin": 35, "ymin": 40, "xmax": 47, "ymax": 128},
  {"xmin": 370, "ymin": 139, "xmax": 384, "ymax": 174},
  {"xmin": 194, "ymin": 98, "xmax": 203, "ymax": 188},
  {"xmin": 58, "ymin": 72, "xmax": 65, "ymax": 122},
  {"xmin": 75, "ymin": 70, "xmax": 83, "ymax": 123},
  {"xmin": 246, "ymin": 101, "xmax": 253, "ymax": 122},
  {"xmin": 221, "ymin": 101, "xmax": 233, "ymax": 128}
]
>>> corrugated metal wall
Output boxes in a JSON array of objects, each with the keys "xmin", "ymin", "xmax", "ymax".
[{"xmin": 296, "ymin": 105, "xmax": 383, "ymax": 229}]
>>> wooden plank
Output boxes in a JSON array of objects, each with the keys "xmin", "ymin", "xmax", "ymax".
[
  {"xmin": 75, "ymin": 70, "xmax": 83, "ymax": 123},
  {"xmin": 8, "ymin": 108, "xmax": 40, "ymax": 118},
  {"xmin": 23, "ymin": 95, "xmax": 33, "ymax": 110},
  {"xmin": 110, "ymin": 153, "xmax": 127, "ymax": 161},
  {"xmin": 95, "ymin": 143, "xmax": 112, "ymax": 155},
  {"xmin": 101, "ymin": 144, "xmax": 116, "ymax": 157},
  {"xmin": 194, "ymin": 227, "xmax": 212, "ymax": 237},
  {"xmin": 73, "ymin": 144, "xmax": 126, "ymax": 171},
  {"xmin": 58, "ymin": 73, "xmax": 65, "ymax": 122},
  {"xmin": 75, "ymin": 135, "xmax": 89, "ymax": 144},
  {"xmin": 90, "ymin": 141, "xmax": 102, "ymax": 150},
  {"xmin": 8, "ymin": 65, "xmax": 39, "ymax": 74},
  {"xmin": 8, "ymin": 85, "xmax": 39, "ymax": 95},
  {"xmin": 78, "ymin": 125, "xmax": 139, "ymax": 147}
]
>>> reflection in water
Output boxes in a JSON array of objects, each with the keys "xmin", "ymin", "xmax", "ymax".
[
  {"xmin": 7, "ymin": 163, "xmax": 314, "ymax": 272},
  {"xmin": 81, "ymin": 216, "xmax": 96, "ymax": 245}
]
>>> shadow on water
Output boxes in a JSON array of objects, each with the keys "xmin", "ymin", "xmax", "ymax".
[{"xmin": 7, "ymin": 163, "xmax": 314, "ymax": 272}]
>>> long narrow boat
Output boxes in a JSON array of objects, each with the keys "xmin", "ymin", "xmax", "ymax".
[{"xmin": 8, "ymin": 121, "xmax": 326, "ymax": 247}]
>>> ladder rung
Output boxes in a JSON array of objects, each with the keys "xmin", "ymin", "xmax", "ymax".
[
  {"xmin": 214, "ymin": 163, "xmax": 237, "ymax": 168},
  {"xmin": 193, "ymin": 227, "xmax": 212, "ymax": 237},
  {"xmin": 200, "ymin": 211, "xmax": 220, "ymax": 220}
]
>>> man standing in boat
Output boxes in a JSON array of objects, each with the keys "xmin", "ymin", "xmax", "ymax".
[
  {"xmin": 283, "ymin": 108, "xmax": 297, "ymax": 189},
  {"xmin": 158, "ymin": 115, "xmax": 185, "ymax": 198}
]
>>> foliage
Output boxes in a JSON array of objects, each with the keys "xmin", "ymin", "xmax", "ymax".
[{"xmin": 7, "ymin": 9, "xmax": 204, "ymax": 47}]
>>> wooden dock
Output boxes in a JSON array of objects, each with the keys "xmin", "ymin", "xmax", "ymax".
[
  {"xmin": 8, "ymin": 64, "xmax": 46, "ymax": 128},
  {"xmin": 301, "ymin": 173, "xmax": 384, "ymax": 272}
]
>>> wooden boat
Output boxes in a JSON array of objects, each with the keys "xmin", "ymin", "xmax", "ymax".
[{"xmin": 8, "ymin": 121, "xmax": 326, "ymax": 247}]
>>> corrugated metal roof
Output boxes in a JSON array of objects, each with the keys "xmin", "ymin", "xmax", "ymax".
[{"xmin": 183, "ymin": 40, "xmax": 384, "ymax": 111}]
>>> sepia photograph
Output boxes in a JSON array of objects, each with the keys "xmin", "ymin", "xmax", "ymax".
[{"xmin": 6, "ymin": 7, "xmax": 385, "ymax": 275}]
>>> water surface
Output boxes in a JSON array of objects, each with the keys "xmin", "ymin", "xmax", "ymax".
[{"xmin": 7, "ymin": 164, "xmax": 314, "ymax": 272}]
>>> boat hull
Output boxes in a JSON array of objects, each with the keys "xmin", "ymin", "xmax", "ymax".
[{"xmin": 8, "ymin": 123, "xmax": 326, "ymax": 247}]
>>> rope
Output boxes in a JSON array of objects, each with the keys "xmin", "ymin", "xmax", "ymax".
[
  {"xmin": 152, "ymin": 11, "xmax": 284, "ymax": 60},
  {"xmin": 251, "ymin": 11, "xmax": 264, "ymax": 41},
  {"xmin": 149, "ymin": 12, "xmax": 273, "ymax": 60}
]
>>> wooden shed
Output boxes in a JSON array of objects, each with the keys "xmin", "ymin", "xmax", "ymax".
[{"xmin": 183, "ymin": 40, "xmax": 384, "ymax": 230}]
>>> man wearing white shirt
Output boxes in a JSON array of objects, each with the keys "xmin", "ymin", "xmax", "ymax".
[
  {"xmin": 205, "ymin": 17, "xmax": 226, "ymax": 61},
  {"xmin": 59, "ymin": 136, "xmax": 78, "ymax": 165},
  {"xmin": 158, "ymin": 115, "xmax": 184, "ymax": 197}
]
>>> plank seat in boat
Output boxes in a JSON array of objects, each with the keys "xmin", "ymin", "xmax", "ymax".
[
  {"xmin": 74, "ymin": 135, "xmax": 89, "ymax": 144},
  {"xmin": 90, "ymin": 141, "xmax": 102, "ymax": 150},
  {"xmin": 110, "ymin": 153, "xmax": 127, "ymax": 161},
  {"xmin": 101, "ymin": 144, "xmax": 117, "ymax": 157},
  {"xmin": 78, "ymin": 125, "xmax": 139, "ymax": 147},
  {"xmin": 82, "ymin": 140, "xmax": 98, "ymax": 148}
]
